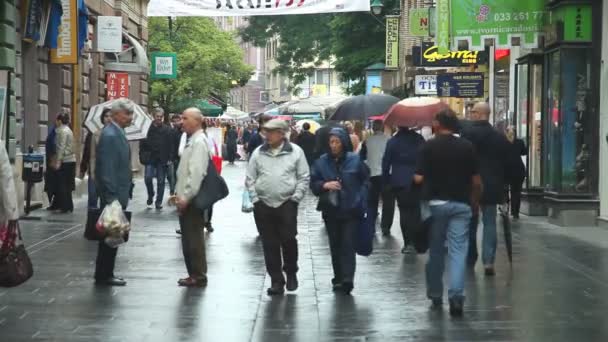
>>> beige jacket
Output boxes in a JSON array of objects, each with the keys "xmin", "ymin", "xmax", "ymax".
[
  {"xmin": 176, "ymin": 130, "xmax": 209, "ymax": 203},
  {"xmin": 89, "ymin": 130, "xmax": 103, "ymax": 180},
  {"xmin": 55, "ymin": 125, "xmax": 76, "ymax": 164}
]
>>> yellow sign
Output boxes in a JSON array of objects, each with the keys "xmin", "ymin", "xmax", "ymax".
[
  {"xmin": 312, "ymin": 84, "xmax": 328, "ymax": 96},
  {"xmin": 51, "ymin": 0, "xmax": 78, "ymax": 64},
  {"xmin": 385, "ymin": 16, "xmax": 399, "ymax": 69},
  {"xmin": 423, "ymin": 45, "xmax": 479, "ymax": 65}
]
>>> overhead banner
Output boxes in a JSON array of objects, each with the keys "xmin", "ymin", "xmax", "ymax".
[
  {"xmin": 451, "ymin": 0, "xmax": 546, "ymax": 51},
  {"xmin": 148, "ymin": 0, "xmax": 370, "ymax": 16},
  {"xmin": 51, "ymin": 0, "xmax": 78, "ymax": 64},
  {"xmin": 437, "ymin": 73, "xmax": 484, "ymax": 98},
  {"xmin": 435, "ymin": 0, "xmax": 450, "ymax": 53},
  {"xmin": 385, "ymin": 16, "xmax": 399, "ymax": 70}
]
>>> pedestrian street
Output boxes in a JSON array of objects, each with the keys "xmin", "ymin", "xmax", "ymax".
[{"xmin": 2, "ymin": 162, "xmax": 608, "ymax": 342}]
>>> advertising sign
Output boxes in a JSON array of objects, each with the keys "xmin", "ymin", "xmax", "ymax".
[
  {"xmin": 106, "ymin": 72, "xmax": 129, "ymax": 100},
  {"xmin": 385, "ymin": 16, "xmax": 399, "ymax": 69},
  {"xmin": 437, "ymin": 73, "xmax": 484, "ymax": 98},
  {"xmin": 414, "ymin": 75, "xmax": 437, "ymax": 96},
  {"xmin": 51, "ymin": 0, "xmax": 78, "ymax": 64},
  {"xmin": 151, "ymin": 52, "xmax": 178, "ymax": 79},
  {"xmin": 148, "ymin": 0, "xmax": 370, "ymax": 17},
  {"xmin": 366, "ymin": 73, "xmax": 382, "ymax": 95},
  {"xmin": 97, "ymin": 16, "xmax": 123, "ymax": 53},
  {"xmin": 413, "ymin": 42, "xmax": 488, "ymax": 67},
  {"xmin": 435, "ymin": 0, "xmax": 450, "ymax": 53},
  {"xmin": 450, "ymin": 0, "xmax": 546, "ymax": 50},
  {"xmin": 409, "ymin": 8, "xmax": 429, "ymax": 37}
]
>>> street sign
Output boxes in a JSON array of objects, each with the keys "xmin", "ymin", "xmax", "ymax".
[
  {"xmin": 96, "ymin": 16, "xmax": 123, "ymax": 53},
  {"xmin": 437, "ymin": 73, "xmax": 484, "ymax": 98},
  {"xmin": 151, "ymin": 52, "xmax": 177, "ymax": 79},
  {"xmin": 414, "ymin": 75, "xmax": 437, "ymax": 95}
]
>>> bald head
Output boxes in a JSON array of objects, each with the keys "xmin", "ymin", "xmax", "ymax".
[
  {"xmin": 182, "ymin": 107, "xmax": 204, "ymax": 135},
  {"xmin": 471, "ymin": 102, "xmax": 491, "ymax": 121}
]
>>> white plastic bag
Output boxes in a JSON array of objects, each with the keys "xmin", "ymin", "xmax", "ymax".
[
  {"xmin": 96, "ymin": 201, "xmax": 130, "ymax": 248},
  {"xmin": 241, "ymin": 190, "xmax": 254, "ymax": 213}
]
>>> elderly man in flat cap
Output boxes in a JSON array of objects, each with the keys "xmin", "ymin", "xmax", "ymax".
[{"xmin": 246, "ymin": 119, "xmax": 310, "ymax": 296}]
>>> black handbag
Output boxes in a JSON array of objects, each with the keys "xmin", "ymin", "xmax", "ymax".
[
  {"xmin": 0, "ymin": 221, "xmax": 33, "ymax": 287},
  {"xmin": 84, "ymin": 208, "xmax": 132, "ymax": 241},
  {"xmin": 193, "ymin": 158, "xmax": 229, "ymax": 211},
  {"xmin": 318, "ymin": 190, "xmax": 340, "ymax": 211}
]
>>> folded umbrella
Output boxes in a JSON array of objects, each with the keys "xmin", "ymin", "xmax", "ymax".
[
  {"xmin": 383, "ymin": 97, "xmax": 448, "ymax": 128},
  {"xmin": 84, "ymin": 99, "xmax": 152, "ymax": 141},
  {"xmin": 499, "ymin": 205, "xmax": 513, "ymax": 264},
  {"xmin": 329, "ymin": 94, "xmax": 400, "ymax": 121}
]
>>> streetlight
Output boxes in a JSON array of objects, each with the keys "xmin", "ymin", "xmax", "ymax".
[{"xmin": 370, "ymin": 0, "xmax": 384, "ymax": 15}]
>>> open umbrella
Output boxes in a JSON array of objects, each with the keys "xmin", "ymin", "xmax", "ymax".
[
  {"xmin": 84, "ymin": 99, "xmax": 152, "ymax": 141},
  {"xmin": 328, "ymin": 94, "xmax": 400, "ymax": 121},
  {"xmin": 295, "ymin": 119, "xmax": 321, "ymax": 133},
  {"xmin": 219, "ymin": 106, "xmax": 250, "ymax": 121},
  {"xmin": 383, "ymin": 97, "xmax": 448, "ymax": 127}
]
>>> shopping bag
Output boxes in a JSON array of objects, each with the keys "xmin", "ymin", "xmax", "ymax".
[
  {"xmin": 85, "ymin": 208, "xmax": 132, "ymax": 242},
  {"xmin": 96, "ymin": 201, "xmax": 131, "ymax": 248},
  {"xmin": 242, "ymin": 190, "xmax": 254, "ymax": 213},
  {"xmin": 212, "ymin": 155, "xmax": 223, "ymax": 175},
  {"xmin": 356, "ymin": 212, "xmax": 374, "ymax": 257},
  {"xmin": 0, "ymin": 221, "xmax": 33, "ymax": 287}
]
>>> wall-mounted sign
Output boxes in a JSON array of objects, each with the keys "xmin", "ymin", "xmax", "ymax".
[
  {"xmin": 51, "ymin": 0, "xmax": 78, "ymax": 64},
  {"xmin": 413, "ymin": 43, "xmax": 488, "ymax": 67},
  {"xmin": 106, "ymin": 72, "xmax": 129, "ymax": 100},
  {"xmin": 97, "ymin": 16, "xmax": 123, "ymax": 53},
  {"xmin": 366, "ymin": 72, "xmax": 382, "ymax": 95},
  {"xmin": 414, "ymin": 75, "xmax": 437, "ymax": 95},
  {"xmin": 151, "ymin": 52, "xmax": 178, "ymax": 79},
  {"xmin": 435, "ymin": 0, "xmax": 450, "ymax": 53},
  {"xmin": 409, "ymin": 8, "xmax": 429, "ymax": 37},
  {"xmin": 385, "ymin": 16, "xmax": 399, "ymax": 69},
  {"xmin": 437, "ymin": 72, "xmax": 484, "ymax": 98}
]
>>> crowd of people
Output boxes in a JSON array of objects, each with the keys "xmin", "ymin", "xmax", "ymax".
[{"xmin": 25, "ymin": 98, "xmax": 527, "ymax": 318}]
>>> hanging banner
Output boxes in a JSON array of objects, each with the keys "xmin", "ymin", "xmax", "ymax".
[
  {"xmin": 148, "ymin": 0, "xmax": 370, "ymax": 16},
  {"xmin": 51, "ymin": 0, "xmax": 78, "ymax": 64},
  {"xmin": 435, "ymin": 0, "xmax": 450, "ymax": 53},
  {"xmin": 96, "ymin": 16, "xmax": 123, "ymax": 53},
  {"xmin": 385, "ymin": 16, "xmax": 399, "ymax": 70},
  {"xmin": 106, "ymin": 72, "xmax": 129, "ymax": 100},
  {"xmin": 437, "ymin": 73, "xmax": 484, "ymax": 98},
  {"xmin": 409, "ymin": 8, "xmax": 429, "ymax": 37},
  {"xmin": 451, "ymin": 0, "xmax": 546, "ymax": 51}
]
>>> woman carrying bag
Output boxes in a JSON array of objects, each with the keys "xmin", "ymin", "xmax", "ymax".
[{"xmin": 310, "ymin": 128, "xmax": 369, "ymax": 295}]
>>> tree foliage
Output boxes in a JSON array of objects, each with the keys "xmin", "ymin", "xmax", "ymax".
[
  {"xmin": 239, "ymin": 1, "xmax": 399, "ymax": 95},
  {"xmin": 149, "ymin": 17, "xmax": 253, "ymax": 112}
]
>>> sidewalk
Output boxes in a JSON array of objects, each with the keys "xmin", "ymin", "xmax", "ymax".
[{"xmin": 1, "ymin": 162, "xmax": 608, "ymax": 341}]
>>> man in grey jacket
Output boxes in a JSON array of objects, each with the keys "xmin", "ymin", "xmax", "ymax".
[{"xmin": 246, "ymin": 119, "xmax": 310, "ymax": 296}]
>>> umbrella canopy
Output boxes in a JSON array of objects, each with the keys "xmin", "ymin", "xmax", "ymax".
[
  {"xmin": 328, "ymin": 94, "xmax": 400, "ymax": 121},
  {"xmin": 84, "ymin": 99, "xmax": 152, "ymax": 141},
  {"xmin": 295, "ymin": 119, "xmax": 320, "ymax": 133},
  {"xmin": 383, "ymin": 97, "xmax": 449, "ymax": 127},
  {"xmin": 219, "ymin": 106, "xmax": 250, "ymax": 121},
  {"xmin": 172, "ymin": 99, "xmax": 223, "ymax": 117},
  {"xmin": 280, "ymin": 100, "xmax": 324, "ymax": 115}
]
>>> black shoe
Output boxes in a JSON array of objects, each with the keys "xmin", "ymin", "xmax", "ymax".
[
  {"xmin": 512, "ymin": 214, "xmax": 520, "ymax": 220},
  {"xmin": 96, "ymin": 277, "xmax": 127, "ymax": 286},
  {"xmin": 176, "ymin": 229, "xmax": 182, "ymax": 235},
  {"xmin": 430, "ymin": 297, "xmax": 443, "ymax": 310},
  {"xmin": 46, "ymin": 206, "xmax": 58, "ymax": 211},
  {"xmin": 155, "ymin": 204, "xmax": 163, "ymax": 210},
  {"xmin": 484, "ymin": 267, "xmax": 495, "ymax": 276},
  {"xmin": 147, "ymin": 198, "xmax": 153, "ymax": 206},
  {"xmin": 267, "ymin": 283, "xmax": 285, "ymax": 296},
  {"xmin": 205, "ymin": 224, "xmax": 214, "ymax": 233},
  {"xmin": 341, "ymin": 281, "xmax": 354, "ymax": 295},
  {"xmin": 286, "ymin": 273, "xmax": 298, "ymax": 291},
  {"xmin": 449, "ymin": 297, "xmax": 464, "ymax": 317},
  {"xmin": 331, "ymin": 278, "xmax": 342, "ymax": 291},
  {"xmin": 381, "ymin": 227, "xmax": 390, "ymax": 236}
]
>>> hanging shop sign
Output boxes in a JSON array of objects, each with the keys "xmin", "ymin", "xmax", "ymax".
[
  {"xmin": 437, "ymin": 72, "xmax": 484, "ymax": 98},
  {"xmin": 450, "ymin": 0, "xmax": 546, "ymax": 51},
  {"xmin": 151, "ymin": 52, "xmax": 178, "ymax": 79},
  {"xmin": 545, "ymin": 4, "xmax": 592, "ymax": 44},
  {"xmin": 148, "ymin": 0, "xmax": 370, "ymax": 17},
  {"xmin": 96, "ymin": 16, "xmax": 123, "ymax": 53},
  {"xmin": 51, "ymin": 0, "xmax": 78, "ymax": 64},
  {"xmin": 414, "ymin": 75, "xmax": 437, "ymax": 95},
  {"xmin": 106, "ymin": 72, "xmax": 129, "ymax": 100},
  {"xmin": 435, "ymin": 0, "xmax": 450, "ymax": 53},
  {"xmin": 385, "ymin": 16, "xmax": 399, "ymax": 69},
  {"xmin": 409, "ymin": 8, "xmax": 430, "ymax": 37},
  {"xmin": 413, "ymin": 43, "xmax": 488, "ymax": 67}
]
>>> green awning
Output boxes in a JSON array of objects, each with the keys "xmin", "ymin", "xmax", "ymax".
[{"xmin": 171, "ymin": 99, "xmax": 223, "ymax": 117}]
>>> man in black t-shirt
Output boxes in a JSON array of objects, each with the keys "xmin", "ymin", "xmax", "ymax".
[{"xmin": 414, "ymin": 109, "xmax": 482, "ymax": 317}]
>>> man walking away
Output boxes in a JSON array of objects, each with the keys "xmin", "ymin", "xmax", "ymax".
[
  {"xmin": 174, "ymin": 108, "xmax": 210, "ymax": 287},
  {"xmin": 382, "ymin": 125, "xmax": 425, "ymax": 253},
  {"xmin": 167, "ymin": 113, "xmax": 183, "ymax": 196},
  {"xmin": 360, "ymin": 120, "xmax": 394, "ymax": 235},
  {"xmin": 246, "ymin": 119, "xmax": 310, "ymax": 296},
  {"xmin": 414, "ymin": 109, "xmax": 482, "ymax": 317},
  {"xmin": 461, "ymin": 102, "xmax": 511, "ymax": 276},
  {"xmin": 296, "ymin": 122, "xmax": 316, "ymax": 167},
  {"xmin": 140, "ymin": 108, "xmax": 173, "ymax": 209},
  {"xmin": 95, "ymin": 99, "xmax": 135, "ymax": 286}
]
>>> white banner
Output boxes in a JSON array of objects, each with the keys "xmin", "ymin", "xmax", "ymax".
[
  {"xmin": 414, "ymin": 75, "xmax": 437, "ymax": 96},
  {"xmin": 148, "ymin": 0, "xmax": 370, "ymax": 17}
]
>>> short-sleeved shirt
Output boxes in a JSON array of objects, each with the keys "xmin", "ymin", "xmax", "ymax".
[{"xmin": 416, "ymin": 134, "xmax": 480, "ymax": 203}]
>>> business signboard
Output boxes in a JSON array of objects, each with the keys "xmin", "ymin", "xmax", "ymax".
[
  {"xmin": 409, "ymin": 8, "xmax": 429, "ymax": 37},
  {"xmin": 50, "ymin": 0, "xmax": 78, "ymax": 64},
  {"xmin": 106, "ymin": 72, "xmax": 129, "ymax": 100},
  {"xmin": 414, "ymin": 75, "xmax": 437, "ymax": 95},
  {"xmin": 385, "ymin": 16, "xmax": 399, "ymax": 69},
  {"xmin": 151, "ymin": 52, "xmax": 178, "ymax": 79},
  {"xmin": 437, "ymin": 72, "xmax": 484, "ymax": 98},
  {"xmin": 413, "ymin": 43, "xmax": 488, "ymax": 67},
  {"xmin": 97, "ymin": 16, "xmax": 123, "ymax": 53}
]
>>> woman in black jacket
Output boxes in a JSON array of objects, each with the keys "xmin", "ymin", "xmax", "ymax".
[{"xmin": 505, "ymin": 127, "xmax": 527, "ymax": 219}]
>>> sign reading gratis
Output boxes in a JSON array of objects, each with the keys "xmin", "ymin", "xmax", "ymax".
[
  {"xmin": 437, "ymin": 72, "xmax": 484, "ymax": 98},
  {"xmin": 151, "ymin": 52, "xmax": 178, "ymax": 79}
]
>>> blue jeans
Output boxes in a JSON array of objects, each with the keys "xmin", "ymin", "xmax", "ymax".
[
  {"xmin": 166, "ymin": 162, "xmax": 176, "ymax": 195},
  {"xmin": 88, "ymin": 177, "xmax": 99, "ymax": 209},
  {"xmin": 144, "ymin": 163, "xmax": 167, "ymax": 206},
  {"xmin": 426, "ymin": 201, "xmax": 472, "ymax": 300},
  {"xmin": 467, "ymin": 205, "xmax": 498, "ymax": 266}
]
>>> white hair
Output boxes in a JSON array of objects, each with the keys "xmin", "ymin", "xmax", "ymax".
[
  {"xmin": 111, "ymin": 98, "xmax": 135, "ymax": 115},
  {"xmin": 183, "ymin": 107, "xmax": 204, "ymax": 121}
]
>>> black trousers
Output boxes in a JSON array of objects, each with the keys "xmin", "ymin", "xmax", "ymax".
[
  {"xmin": 95, "ymin": 240, "xmax": 118, "ymax": 281},
  {"xmin": 180, "ymin": 205, "xmax": 207, "ymax": 281},
  {"xmin": 368, "ymin": 176, "xmax": 396, "ymax": 229},
  {"xmin": 324, "ymin": 216, "xmax": 357, "ymax": 284},
  {"xmin": 253, "ymin": 200, "xmax": 299, "ymax": 285},
  {"xmin": 393, "ymin": 187, "xmax": 421, "ymax": 246},
  {"xmin": 509, "ymin": 180, "xmax": 523, "ymax": 217},
  {"xmin": 56, "ymin": 162, "xmax": 75, "ymax": 211}
]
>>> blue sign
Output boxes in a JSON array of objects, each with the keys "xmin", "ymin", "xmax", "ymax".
[
  {"xmin": 437, "ymin": 72, "xmax": 484, "ymax": 98},
  {"xmin": 366, "ymin": 73, "xmax": 383, "ymax": 95}
]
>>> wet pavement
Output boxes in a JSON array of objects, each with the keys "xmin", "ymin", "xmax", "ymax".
[{"xmin": 2, "ymin": 162, "xmax": 608, "ymax": 341}]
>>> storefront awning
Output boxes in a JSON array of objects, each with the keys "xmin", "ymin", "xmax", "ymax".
[{"xmin": 104, "ymin": 31, "xmax": 149, "ymax": 74}]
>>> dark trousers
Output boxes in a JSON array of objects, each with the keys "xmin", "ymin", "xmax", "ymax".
[
  {"xmin": 509, "ymin": 180, "xmax": 523, "ymax": 217},
  {"xmin": 393, "ymin": 187, "xmax": 421, "ymax": 246},
  {"xmin": 95, "ymin": 240, "xmax": 118, "ymax": 281},
  {"xmin": 179, "ymin": 205, "xmax": 207, "ymax": 281},
  {"xmin": 253, "ymin": 200, "xmax": 299, "ymax": 285},
  {"xmin": 56, "ymin": 162, "xmax": 75, "ymax": 212},
  {"xmin": 144, "ymin": 163, "xmax": 167, "ymax": 205},
  {"xmin": 166, "ymin": 162, "xmax": 177, "ymax": 195},
  {"xmin": 368, "ymin": 176, "xmax": 396, "ymax": 229},
  {"xmin": 324, "ymin": 216, "xmax": 357, "ymax": 284}
]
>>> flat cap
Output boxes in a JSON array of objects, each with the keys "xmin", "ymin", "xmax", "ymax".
[{"xmin": 263, "ymin": 119, "xmax": 288, "ymax": 132}]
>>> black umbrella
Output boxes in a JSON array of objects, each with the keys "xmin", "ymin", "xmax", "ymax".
[
  {"xmin": 499, "ymin": 206, "xmax": 513, "ymax": 264},
  {"xmin": 328, "ymin": 94, "xmax": 400, "ymax": 121}
]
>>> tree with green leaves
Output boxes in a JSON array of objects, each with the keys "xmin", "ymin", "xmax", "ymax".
[
  {"xmin": 149, "ymin": 17, "xmax": 253, "ymax": 112},
  {"xmin": 239, "ymin": 1, "xmax": 399, "ymax": 95}
]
